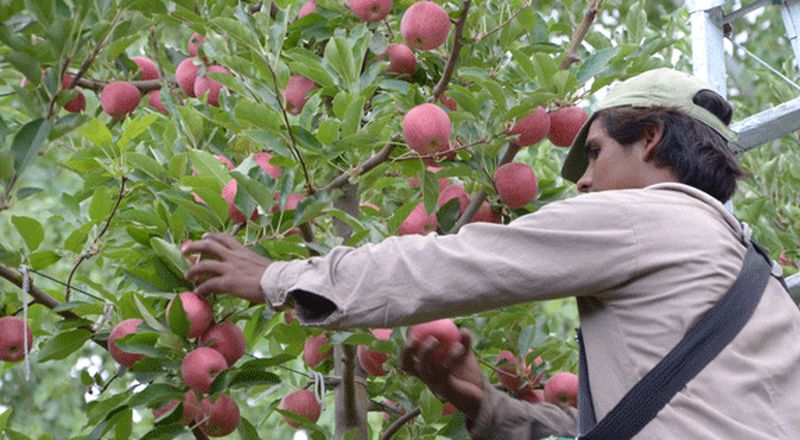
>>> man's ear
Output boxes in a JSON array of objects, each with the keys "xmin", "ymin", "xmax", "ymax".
[{"xmin": 641, "ymin": 123, "xmax": 664, "ymax": 162}]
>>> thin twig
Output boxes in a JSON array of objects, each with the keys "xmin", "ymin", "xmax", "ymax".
[
  {"xmin": 73, "ymin": 76, "xmax": 174, "ymax": 93},
  {"xmin": 473, "ymin": 1, "xmax": 533, "ymax": 43},
  {"xmin": 28, "ymin": 269, "xmax": 106, "ymax": 302},
  {"xmin": 391, "ymin": 137, "xmax": 488, "ymax": 163},
  {"xmin": 318, "ymin": 142, "xmax": 396, "ymax": 193},
  {"xmin": 66, "ymin": 176, "xmax": 128, "ymax": 302},
  {"xmin": 431, "ymin": 0, "xmax": 472, "ymax": 102},
  {"xmin": 380, "ymin": 407, "xmax": 422, "ymax": 440},
  {"xmin": 558, "ymin": 0, "xmax": 603, "ymax": 70},
  {"xmin": 264, "ymin": 55, "xmax": 314, "ymax": 195},
  {"xmin": 450, "ymin": 144, "xmax": 520, "ymax": 233},
  {"xmin": 0, "ymin": 266, "xmax": 82, "ymax": 322}
]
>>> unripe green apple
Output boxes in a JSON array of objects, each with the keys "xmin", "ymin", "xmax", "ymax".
[{"xmin": 401, "ymin": 1, "xmax": 451, "ymax": 50}]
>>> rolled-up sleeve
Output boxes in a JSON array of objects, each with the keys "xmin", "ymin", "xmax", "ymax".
[{"xmin": 261, "ymin": 193, "xmax": 639, "ymax": 330}]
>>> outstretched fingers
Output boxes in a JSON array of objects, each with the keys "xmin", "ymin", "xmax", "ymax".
[
  {"xmin": 183, "ymin": 239, "xmax": 230, "ymax": 261},
  {"xmin": 185, "ymin": 260, "xmax": 227, "ymax": 283},
  {"xmin": 203, "ymin": 232, "xmax": 243, "ymax": 250}
]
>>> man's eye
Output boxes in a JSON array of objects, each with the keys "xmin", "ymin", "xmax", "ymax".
[{"xmin": 587, "ymin": 148, "xmax": 599, "ymax": 158}]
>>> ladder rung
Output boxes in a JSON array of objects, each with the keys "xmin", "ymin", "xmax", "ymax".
[
  {"xmin": 730, "ymin": 95, "xmax": 800, "ymax": 151},
  {"xmin": 786, "ymin": 273, "xmax": 800, "ymax": 304}
]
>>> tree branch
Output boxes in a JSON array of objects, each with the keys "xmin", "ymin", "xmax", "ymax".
[
  {"xmin": 380, "ymin": 407, "xmax": 422, "ymax": 440},
  {"xmin": 558, "ymin": 0, "xmax": 604, "ymax": 70},
  {"xmin": 0, "ymin": 266, "xmax": 80, "ymax": 321},
  {"xmin": 66, "ymin": 176, "xmax": 127, "ymax": 302},
  {"xmin": 431, "ymin": 0, "xmax": 472, "ymax": 102},
  {"xmin": 473, "ymin": 1, "xmax": 533, "ymax": 44},
  {"xmin": 72, "ymin": 76, "xmax": 175, "ymax": 93},
  {"xmin": 263, "ymin": 54, "xmax": 314, "ymax": 195},
  {"xmin": 318, "ymin": 142, "xmax": 396, "ymax": 194}
]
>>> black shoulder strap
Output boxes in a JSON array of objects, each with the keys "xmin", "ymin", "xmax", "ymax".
[{"xmin": 577, "ymin": 241, "xmax": 773, "ymax": 440}]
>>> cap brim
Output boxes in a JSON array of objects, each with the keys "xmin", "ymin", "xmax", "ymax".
[{"xmin": 560, "ymin": 113, "xmax": 597, "ymax": 183}]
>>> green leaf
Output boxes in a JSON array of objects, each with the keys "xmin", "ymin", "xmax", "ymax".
[
  {"xmin": 189, "ymin": 149, "xmax": 230, "ymax": 187},
  {"xmin": 29, "ymin": 249, "xmax": 60, "ymax": 270},
  {"xmin": 213, "ymin": 17, "xmax": 260, "ymax": 50},
  {"xmin": 161, "ymin": 193, "xmax": 225, "ymax": 229},
  {"xmin": 237, "ymin": 417, "xmax": 261, "ymax": 440},
  {"xmin": 140, "ymin": 424, "xmax": 186, "ymax": 440},
  {"xmin": 167, "ymin": 293, "xmax": 190, "ymax": 338},
  {"xmin": 11, "ymin": 118, "xmax": 52, "ymax": 177},
  {"xmin": 387, "ymin": 199, "xmax": 418, "ymax": 234},
  {"xmin": 150, "ymin": 237, "xmax": 189, "ymax": 279},
  {"xmin": 421, "ymin": 170, "xmax": 440, "ymax": 215},
  {"xmin": 86, "ymin": 393, "xmax": 130, "ymax": 427},
  {"xmin": 325, "ymin": 36, "xmax": 357, "ymax": 92},
  {"xmin": 89, "ymin": 185, "xmax": 115, "ymax": 222},
  {"xmin": 230, "ymin": 171, "xmax": 274, "ymax": 214},
  {"xmin": 129, "ymin": 384, "xmax": 184, "ymax": 408},
  {"xmin": 37, "ymin": 329, "xmax": 92, "ymax": 362},
  {"xmin": 0, "ymin": 407, "xmax": 12, "ymax": 432},
  {"xmin": 576, "ymin": 47, "xmax": 618, "ymax": 85},
  {"xmin": 125, "ymin": 152, "xmax": 166, "ymax": 179},
  {"xmin": 12, "ymin": 215, "xmax": 44, "ymax": 251},
  {"xmin": 133, "ymin": 294, "xmax": 169, "ymax": 333},
  {"xmin": 0, "ymin": 150, "xmax": 13, "ymax": 184},
  {"xmin": 6, "ymin": 52, "xmax": 41, "ymax": 85},
  {"xmin": 79, "ymin": 118, "xmax": 113, "ymax": 147},
  {"xmin": 240, "ymin": 354, "xmax": 296, "ymax": 370},
  {"xmin": 118, "ymin": 114, "xmax": 158, "ymax": 149}
]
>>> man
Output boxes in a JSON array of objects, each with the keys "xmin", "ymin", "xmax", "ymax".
[{"xmin": 183, "ymin": 69, "xmax": 800, "ymax": 439}]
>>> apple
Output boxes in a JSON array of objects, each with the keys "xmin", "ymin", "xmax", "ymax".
[
  {"xmin": 438, "ymin": 184, "xmax": 469, "ymax": 214},
  {"xmin": 198, "ymin": 393, "xmax": 240, "ymax": 437},
  {"xmin": 0, "ymin": 316, "xmax": 34, "ymax": 362},
  {"xmin": 303, "ymin": 333, "xmax": 332, "ymax": 368},
  {"xmin": 199, "ymin": 321, "xmax": 246, "ymax": 367},
  {"xmin": 398, "ymin": 203, "xmax": 437, "ymax": 235},
  {"xmin": 350, "ymin": 0, "xmax": 392, "ymax": 22},
  {"xmin": 222, "ymin": 179, "xmax": 259, "ymax": 224},
  {"xmin": 357, "ymin": 328, "xmax": 392, "ymax": 376},
  {"xmin": 147, "ymin": 90, "xmax": 168, "ymax": 114},
  {"xmin": 284, "ymin": 75, "xmax": 318, "ymax": 115},
  {"xmin": 548, "ymin": 106, "xmax": 589, "ymax": 147},
  {"xmin": 442, "ymin": 402, "xmax": 457, "ymax": 415},
  {"xmin": 194, "ymin": 65, "xmax": 230, "ymax": 106},
  {"xmin": 181, "ymin": 347, "xmax": 228, "ymax": 393},
  {"xmin": 470, "ymin": 201, "xmax": 501, "ymax": 223},
  {"xmin": 402, "ymin": 103, "xmax": 451, "ymax": 154},
  {"xmin": 271, "ymin": 192, "xmax": 304, "ymax": 213},
  {"xmin": 60, "ymin": 75, "xmax": 86, "ymax": 113},
  {"xmin": 494, "ymin": 162, "xmax": 538, "ymax": 209},
  {"xmin": 519, "ymin": 388, "xmax": 545, "ymax": 404},
  {"xmin": 408, "ymin": 166, "xmax": 447, "ymax": 190},
  {"xmin": 131, "ymin": 56, "xmax": 159, "ymax": 80},
  {"xmin": 152, "ymin": 391, "xmax": 201, "ymax": 425},
  {"xmin": 400, "ymin": 1, "xmax": 451, "ymax": 50},
  {"xmin": 108, "ymin": 318, "xmax": 145, "ymax": 368},
  {"xmin": 176, "ymin": 57, "xmax": 200, "ymax": 97},
  {"xmin": 284, "ymin": 309, "xmax": 296, "ymax": 324},
  {"xmin": 188, "ymin": 33, "xmax": 205, "ymax": 57},
  {"xmin": 100, "ymin": 82, "xmax": 141, "ymax": 120},
  {"xmin": 383, "ymin": 43, "xmax": 416, "ymax": 76},
  {"xmin": 298, "ymin": 0, "xmax": 317, "ymax": 18},
  {"xmin": 279, "ymin": 389, "xmax": 322, "ymax": 428},
  {"xmin": 496, "ymin": 350, "xmax": 528, "ymax": 392},
  {"xmin": 509, "ymin": 106, "xmax": 550, "ymax": 147},
  {"xmin": 543, "ymin": 372, "xmax": 578, "ymax": 408},
  {"xmin": 407, "ymin": 319, "xmax": 460, "ymax": 363},
  {"xmin": 253, "ymin": 152, "xmax": 281, "ymax": 179},
  {"xmin": 167, "ymin": 291, "xmax": 213, "ymax": 338}
]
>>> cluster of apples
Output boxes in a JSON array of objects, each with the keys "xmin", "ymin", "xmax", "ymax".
[
  {"xmin": 284, "ymin": 1, "xmax": 452, "ymax": 116},
  {"xmin": 0, "ymin": 316, "xmax": 34, "ymax": 363},
  {"xmin": 495, "ymin": 349, "xmax": 579, "ymax": 408},
  {"xmin": 107, "ymin": 292, "xmax": 245, "ymax": 437}
]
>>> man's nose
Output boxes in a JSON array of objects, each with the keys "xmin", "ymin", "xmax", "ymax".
[{"xmin": 576, "ymin": 169, "xmax": 592, "ymax": 193}]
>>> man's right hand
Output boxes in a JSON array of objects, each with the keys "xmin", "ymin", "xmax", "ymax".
[
  {"xmin": 400, "ymin": 328, "xmax": 486, "ymax": 421},
  {"xmin": 182, "ymin": 232, "xmax": 270, "ymax": 304}
]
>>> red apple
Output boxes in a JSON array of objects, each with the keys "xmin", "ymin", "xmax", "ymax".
[
  {"xmin": 470, "ymin": 201, "xmax": 501, "ymax": 223},
  {"xmin": 543, "ymin": 372, "xmax": 578, "ymax": 408},
  {"xmin": 509, "ymin": 106, "xmax": 550, "ymax": 147},
  {"xmin": 350, "ymin": 0, "xmax": 392, "ymax": 22},
  {"xmin": 401, "ymin": 1, "xmax": 451, "ymax": 51},
  {"xmin": 279, "ymin": 389, "xmax": 322, "ymax": 428},
  {"xmin": 131, "ymin": 56, "xmax": 159, "ymax": 80},
  {"xmin": 176, "ymin": 58, "xmax": 200, "ymax": 97},
  {"xmin": 198, "ymin": 393, "xmax": 240, "ymax": 437},
  {"xmin": 284, "ymin": 75, "xmax": 318, "ymax": 115},
  {"xmin": 108, "ymin": 318, "xmax": 145, "ymax": 368},
  {"xmin": 494, "ymin": 162, "xmax": 538, "ymax": 209},
  {"xmin": 194, "ymin": 65, "xmax": 230, "ymax": 106},
  {"xmin": 357, "ymin": 328, "xmax": 392, "ymax": 376},
  {"xmin": 167, "ymin": 291, "xmax": 213, "ymax": 338},
  {"xmin": 398, "ymin": 203, "xmax": 437, "ymax": 235},
  {"xmin": 402, "ymin": 103, "xmax": 451, "ymax": 154},
  {"xmin": 407, "ymin": 319, "xmax": 460, "ymax": 364},
  {"xmin": 60, "ymin": 75, "xmax": 86, "ymax": 113},
  {"xmin": 147, "ymin": 90, "xmax": 168, "ymax": 114},
  {"xmin": 298, "ymin": 0, "xmax": 317, "ymax": 18},
  {"xmin": 442, "ymin": 402, "xmax": 457, "ymax": 415},
  {"xmin": 438, "ymin": 184, "xmax": 469, "ymax": 214},
  {"xmin": 383, "ymin": 43, "xmax": 416, "ymax": 76},
  {"xmin": 548, "ymin": 106, "xmax": 588, "ymax": 147},
  {"xmin": 188, "ymin": 33, "xmax": 205, "ymax": 57},
  {"xmin": 152, "ymin": 391, "xmax": 201, "ymax": 425},
  {"xmin": 408, "ymin": 166, "xmax": 447, "ymax": 190},
  {"xmin": 199, "ymin": 321, "xmax": 246, "ymax": 367},
  {"xmin": 100, "ymin": 82, "xmax": 141, "ymax": 120},
  {"xmin": 181, "ymin": 347, "xmax": 228, "ymax": 393},
  {"xmin": 222, "ymin": 179, "xmax": 259, "ymax": 224},
  {"xmin": 303, "ymin": 333, "xmax": 332, "ymax": 368},
  {"xmin": 519, "ymin": 388, "xmax": 545, "ymax": 404},
  {"xmin": 253, "ymin": 152, "xmax": 281, "ymax": 179},
  {"xmin": 0, "ymin": 316, "xmax": 34, "ymax": 362}
]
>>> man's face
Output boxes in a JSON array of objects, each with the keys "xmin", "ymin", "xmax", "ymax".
[{"xmin": 575, "ymin": 120, "xmax": 652, "ymax": 193}]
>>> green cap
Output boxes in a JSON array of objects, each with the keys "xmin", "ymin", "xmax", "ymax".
[{"xmin": 560, "ymin": 68, "xmax": 738, "ymax": 183}]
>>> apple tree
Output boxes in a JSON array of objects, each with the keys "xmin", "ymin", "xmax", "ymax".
[{"xmin": 0, "ymin": 0, "xmax": 797, "ymax": 438}]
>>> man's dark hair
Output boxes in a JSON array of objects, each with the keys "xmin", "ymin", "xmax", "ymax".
[{"xmin": 595, "ymin": 89, "xmax": 745, "ymax": 202}]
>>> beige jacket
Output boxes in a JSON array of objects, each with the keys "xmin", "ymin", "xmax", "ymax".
[{"xmin": 261, "ymin": 183, "xmax": 800, "ymax": 439}]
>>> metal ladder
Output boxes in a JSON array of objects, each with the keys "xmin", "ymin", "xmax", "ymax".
[{"xmin": 687, "ymin": 0, "xmax": 800, "ymax": 301}]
